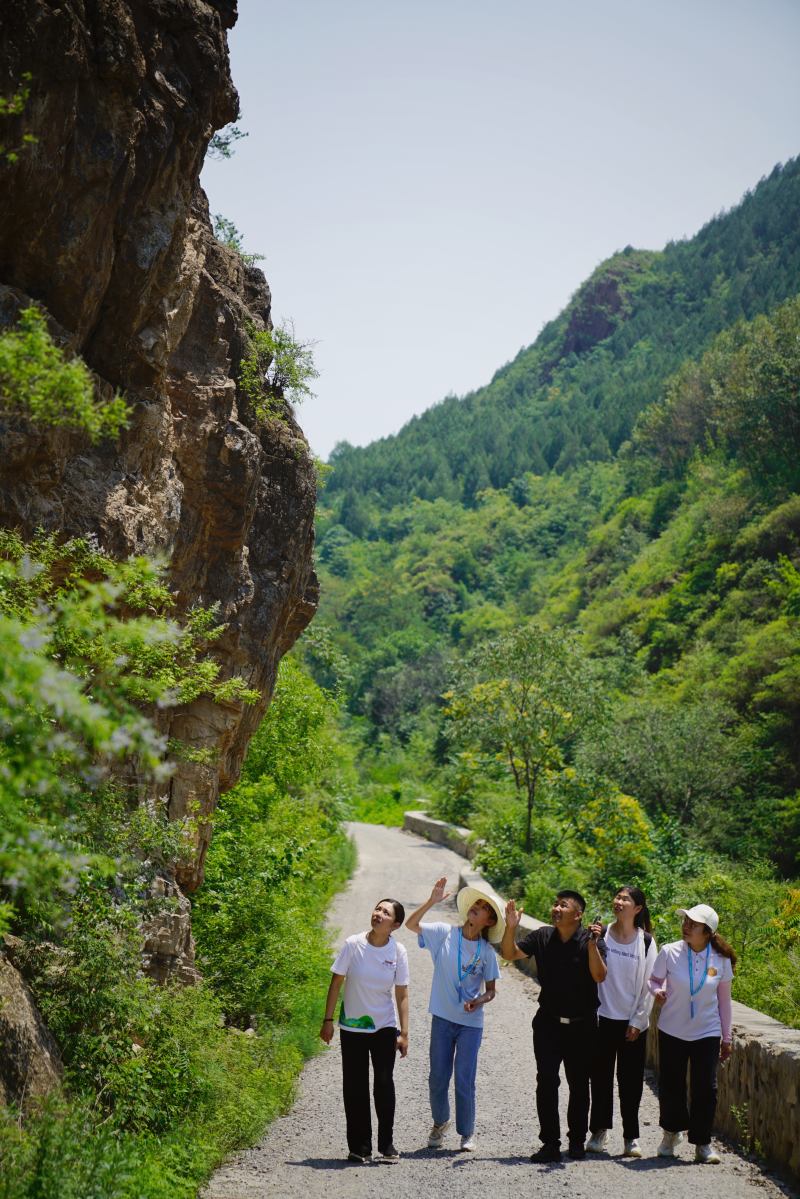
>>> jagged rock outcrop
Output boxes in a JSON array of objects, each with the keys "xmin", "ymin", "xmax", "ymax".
[
  {"xmin": 0, "ymin": 0, "xmax": 318, "ymax": 973},
  {"xmin": 0, "ymin": 941, "xmax": 63, "ymax": 1106},
  {"xmin": 560, "ymin": 250, "xmax": 654, "ymax": 357}
]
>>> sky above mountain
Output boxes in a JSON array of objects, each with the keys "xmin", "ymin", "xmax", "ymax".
[{"xmin": 202, "ymin": 0, "xmax": 800, "ymax": 460}]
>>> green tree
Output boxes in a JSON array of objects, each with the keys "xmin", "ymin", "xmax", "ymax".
[
  {"xmin": 239, "ymin": 320, "xmax": 318, "ymax": 419},
  {"xmin": 443, "ymin": 624, "xmax": 598, "ymax": 851},
  {"xmin": 211, "ymin": 214, "xmax": 265, "ymax": 265},
  {"xmin": 0, "ymin": 307, "xmax": 129, "ymax": 441},
  {"xmin": 207, "ymin": 123, "xmax": 248, "ymax": 161},
  {"xmin": 0, "ymin": 72, "xmax": 37, "ymax": 163},
  {"xmin": 579, "ymin": 698, "xmax": 745, "ymax": 825}
]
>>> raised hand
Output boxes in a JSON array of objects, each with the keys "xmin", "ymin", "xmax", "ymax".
[
  {"xmin": 505, "ymin": 898, "xmax": 524, "ymax": 929},
  {"xmin": 430, "ymin": 877, "xmax": 450, "ymax": 905}
]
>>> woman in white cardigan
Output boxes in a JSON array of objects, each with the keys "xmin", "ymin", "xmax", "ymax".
[{"xmin": 586, "ymin": 886, "xmax": 657, "ymax": 1158}]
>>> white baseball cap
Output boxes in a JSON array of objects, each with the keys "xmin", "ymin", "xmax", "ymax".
[{"xmin": 676, "ymin": 903, "xmax": 719, "ymax": 933}]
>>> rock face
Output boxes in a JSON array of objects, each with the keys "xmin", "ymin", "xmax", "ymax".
[
  {"xmin": 0, "ymin": 944, "xmax": 63, "ymax": 1106},
  {"xmin": 141, "ymin": 873, "xmax": 202, "ymax": 985},
  {"xmin": 560, "ymin": 250, "xmax": 653, "ymax": 358},
  {"xmin": 0, "ymin": 0, "xmax": 318, "ymax": 949}
]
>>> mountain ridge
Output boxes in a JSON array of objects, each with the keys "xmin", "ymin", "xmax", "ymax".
[{"xmin": 326, "ymin": 157, "xmax": 800, "ymax": 515}]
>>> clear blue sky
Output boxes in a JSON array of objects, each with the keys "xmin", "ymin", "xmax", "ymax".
[{"xmin": 202, "ymin": 0, "xmax": 800, "ymax": 460}]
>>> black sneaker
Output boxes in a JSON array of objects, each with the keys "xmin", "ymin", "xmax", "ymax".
[
  {"xmin": 530, "ymin": 1143, "xmax": 562, "ymax": 1163},
  {"xmin": 379, "ymin": 1145, "xmax": 400, "ymax": 1162},
  {"xmin": 347, "ymin": 1151, "xmax": 371, "ymax": 1163},
  {"xmin": 567, "ymin": 1141, "xmax": 586, "ymax": 1159}
]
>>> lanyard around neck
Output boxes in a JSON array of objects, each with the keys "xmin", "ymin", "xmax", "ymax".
[
  {"xmin": 687, "ymin": 942, "xmax": 710, "ymax": 1019},
  {"xmin": 458, "ymin": 926, "xmax": 482, "ymax": 984}
]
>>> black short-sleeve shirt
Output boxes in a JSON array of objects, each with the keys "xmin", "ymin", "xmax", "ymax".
[{"xmin": 517, "ymin": 925, "xmax": 606, "ymax": 1019}]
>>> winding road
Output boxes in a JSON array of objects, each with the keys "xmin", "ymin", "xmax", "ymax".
[{"xmin": 203, "ymin": 822, "xmax": 794, "ymax": 1199}]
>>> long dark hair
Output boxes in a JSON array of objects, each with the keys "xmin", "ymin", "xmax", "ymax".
[
  {"xmin": 618, "ymin": 885, "xmax": 652, "ymax": 934},
  {"xmin": 708, "ymin": 930, "xmax": 737, "ymax": 970},
  {"xmin": 377, "ymin": 898, "xmax": 405, "ymax": 925}
]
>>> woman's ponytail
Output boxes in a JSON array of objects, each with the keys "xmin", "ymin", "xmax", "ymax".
[{"xmin": 709, "ymin": 931, "xmax": 737, "ymax": 970}]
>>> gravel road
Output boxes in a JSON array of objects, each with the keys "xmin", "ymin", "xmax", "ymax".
[{"xmin": 203, "ymin": 822, "xmax": 795, "ymax": 1199}]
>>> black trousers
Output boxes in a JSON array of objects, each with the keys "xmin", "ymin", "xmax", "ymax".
[
  {"xmin": 658, "ymin": 1030, "xmax": 720, "ymax": 1146},
  {"xmin": 340, "ymin": 1027, "xmax": 398, "ymax": 1155},
  {"xmin": 589, "ymin": 1016, "xmax": 647, "ymax": 1139},
  {"xmin": 533, "ymin": 1011, "xmax": 597, "ymax": 1148}
]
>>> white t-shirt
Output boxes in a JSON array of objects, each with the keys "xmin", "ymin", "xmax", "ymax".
[
  {"xmin": 653, "ymin": 939, "xmax": 734, "ymax": 1040},
  {"xmin": 331, "ymin": 932, "xmax": 409, "ymax": 1034},
  {"xmin": 598, "ymin": 926, "xmax": 656, "ymax": 1026}
]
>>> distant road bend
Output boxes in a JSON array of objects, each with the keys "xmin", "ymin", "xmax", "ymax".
[{"xmin": 203, "ymin": 823, "xmax": 794, "ymax": 1199}]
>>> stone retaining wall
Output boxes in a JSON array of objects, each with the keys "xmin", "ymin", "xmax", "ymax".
[
  {"xmin": 402, "ymin": 810, "xmax": 478, "ymax": 859},
  {"xmin": 405, "ymin": 810, "xmax": 800, "ymax": 1182}
]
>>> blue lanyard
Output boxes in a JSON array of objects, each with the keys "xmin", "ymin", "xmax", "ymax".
[
  {"xmin": 457, "ymin": 927, "xmax": 481, "ymax": 994},
  {"xmin": 687, "ymin": 943, "xmax": 710, "ymax": 1019}
]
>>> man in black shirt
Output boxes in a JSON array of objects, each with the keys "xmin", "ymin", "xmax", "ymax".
[{"xmin": 501, "ymin": 890, "xmax": 606, "ymax": 1163}]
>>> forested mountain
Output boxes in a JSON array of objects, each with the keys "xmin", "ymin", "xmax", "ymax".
[
  {"xmin": 310, "ymin": 159, "xmax": 800, "ymax": 1026},
  {"xmin": 325, "ymin": 157, "xmax": 800, "ymax": 521}
]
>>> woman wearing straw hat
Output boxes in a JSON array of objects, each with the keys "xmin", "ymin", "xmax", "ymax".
[
  {"xmin": 648, "ymin": 903, "xmax": 736, "ymax": 1165},
  {"xmin": 320, "ymin": 897, "xmax": 410, "ymax": 1163},
  {"xmin": 406, "ymin": 876, "xmax": 504, "ymax": 1153}
]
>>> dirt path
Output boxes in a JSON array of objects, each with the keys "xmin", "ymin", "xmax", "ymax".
[{"xmin": 203, "ymin": 822, "xmax": 794, "ymax": 1199}]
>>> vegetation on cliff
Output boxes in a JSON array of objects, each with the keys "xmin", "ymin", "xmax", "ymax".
[{"xmin": 0, "ymin": 323, "xmax": 351, "ymax": 1197}]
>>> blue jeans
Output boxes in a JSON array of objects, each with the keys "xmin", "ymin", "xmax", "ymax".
[{"xmin": 428, "ymin": 1015, "xmax": 483, "ymax": 1137}]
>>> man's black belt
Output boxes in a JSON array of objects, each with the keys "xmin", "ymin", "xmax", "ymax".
[{"xmin": 541, "ymin": 1012, "xmax": 587, "ymax": 1024}]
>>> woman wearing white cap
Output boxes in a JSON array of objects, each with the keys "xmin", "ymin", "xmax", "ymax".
[
  {"xmin": 648, "ymin": 903, "xmax": 736, "ymax": 1164},
  {"xmin": 406, "ymin": 877, "xmax": 503, "ymax": 1153}
]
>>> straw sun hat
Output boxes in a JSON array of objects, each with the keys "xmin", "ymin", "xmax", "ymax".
[{"xmin": 456, "ymin": 881, "xmax": 506, "ymax": 944}]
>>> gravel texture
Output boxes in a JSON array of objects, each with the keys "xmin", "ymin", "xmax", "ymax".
[{"xmin": 203, "ymin": 823, "xmax": 795, "ymax": 1199}]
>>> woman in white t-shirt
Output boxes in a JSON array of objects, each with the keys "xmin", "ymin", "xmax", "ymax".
[
  {"xmin": 648, "ymin": 903, "xmax": 736, "ymax": 1165},
  {"xmin": 587, "ymin": 885, "xmax": 657, "ymax": 1159},
  {"xmin": 320, "ymin": 898, "xmax": 410, "ymax": 1164}
]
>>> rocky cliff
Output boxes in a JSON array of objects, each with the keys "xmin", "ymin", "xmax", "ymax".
[{"xmin": 0, "ymin": 0, "xmax": 318, "ymax": 979}]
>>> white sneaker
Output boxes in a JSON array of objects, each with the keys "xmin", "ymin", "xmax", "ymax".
[
  {"xmin": 657, "ymin": 1130, "xmax": 684, "ymax": 1157},
  {"xmin": 586, "ymin": 1129, "xmax": 609, "ymax": 1153},
  {"xmin": 460, "ymin": 1134, "xmax": 476, "ymax": 1151},
  {"xmin": 695, "ymin": 1143, "xmax": 721, "ymax": 1164},
  {"xmin": 427, "ymin": 1120, "xmax": 450, "ymax": 1148},
  {"xmin": 623, "ymin": 1138, "xmax": 642, "ymax": 1158}
]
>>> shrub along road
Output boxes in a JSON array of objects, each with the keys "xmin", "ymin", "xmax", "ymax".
[{"xmin": 203, "ymin": 823, "xmax": 792, "ymax": 1199}]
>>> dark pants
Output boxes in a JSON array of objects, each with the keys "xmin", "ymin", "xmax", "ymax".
[
  {"xmin": 533, "ymin": 1010, "xmax": 597, "ymax": 1149},
  {"xmin": 589, "ymin": 1016, "xmax": 647, "ymax": 1139},
  {"xmin": 340, "ymin": 1027, "xmax": 397, "ymax": 1155},
  {"xmin": 658, "ymin": 1030, "xmax": 720, "ymax": 1146}
]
